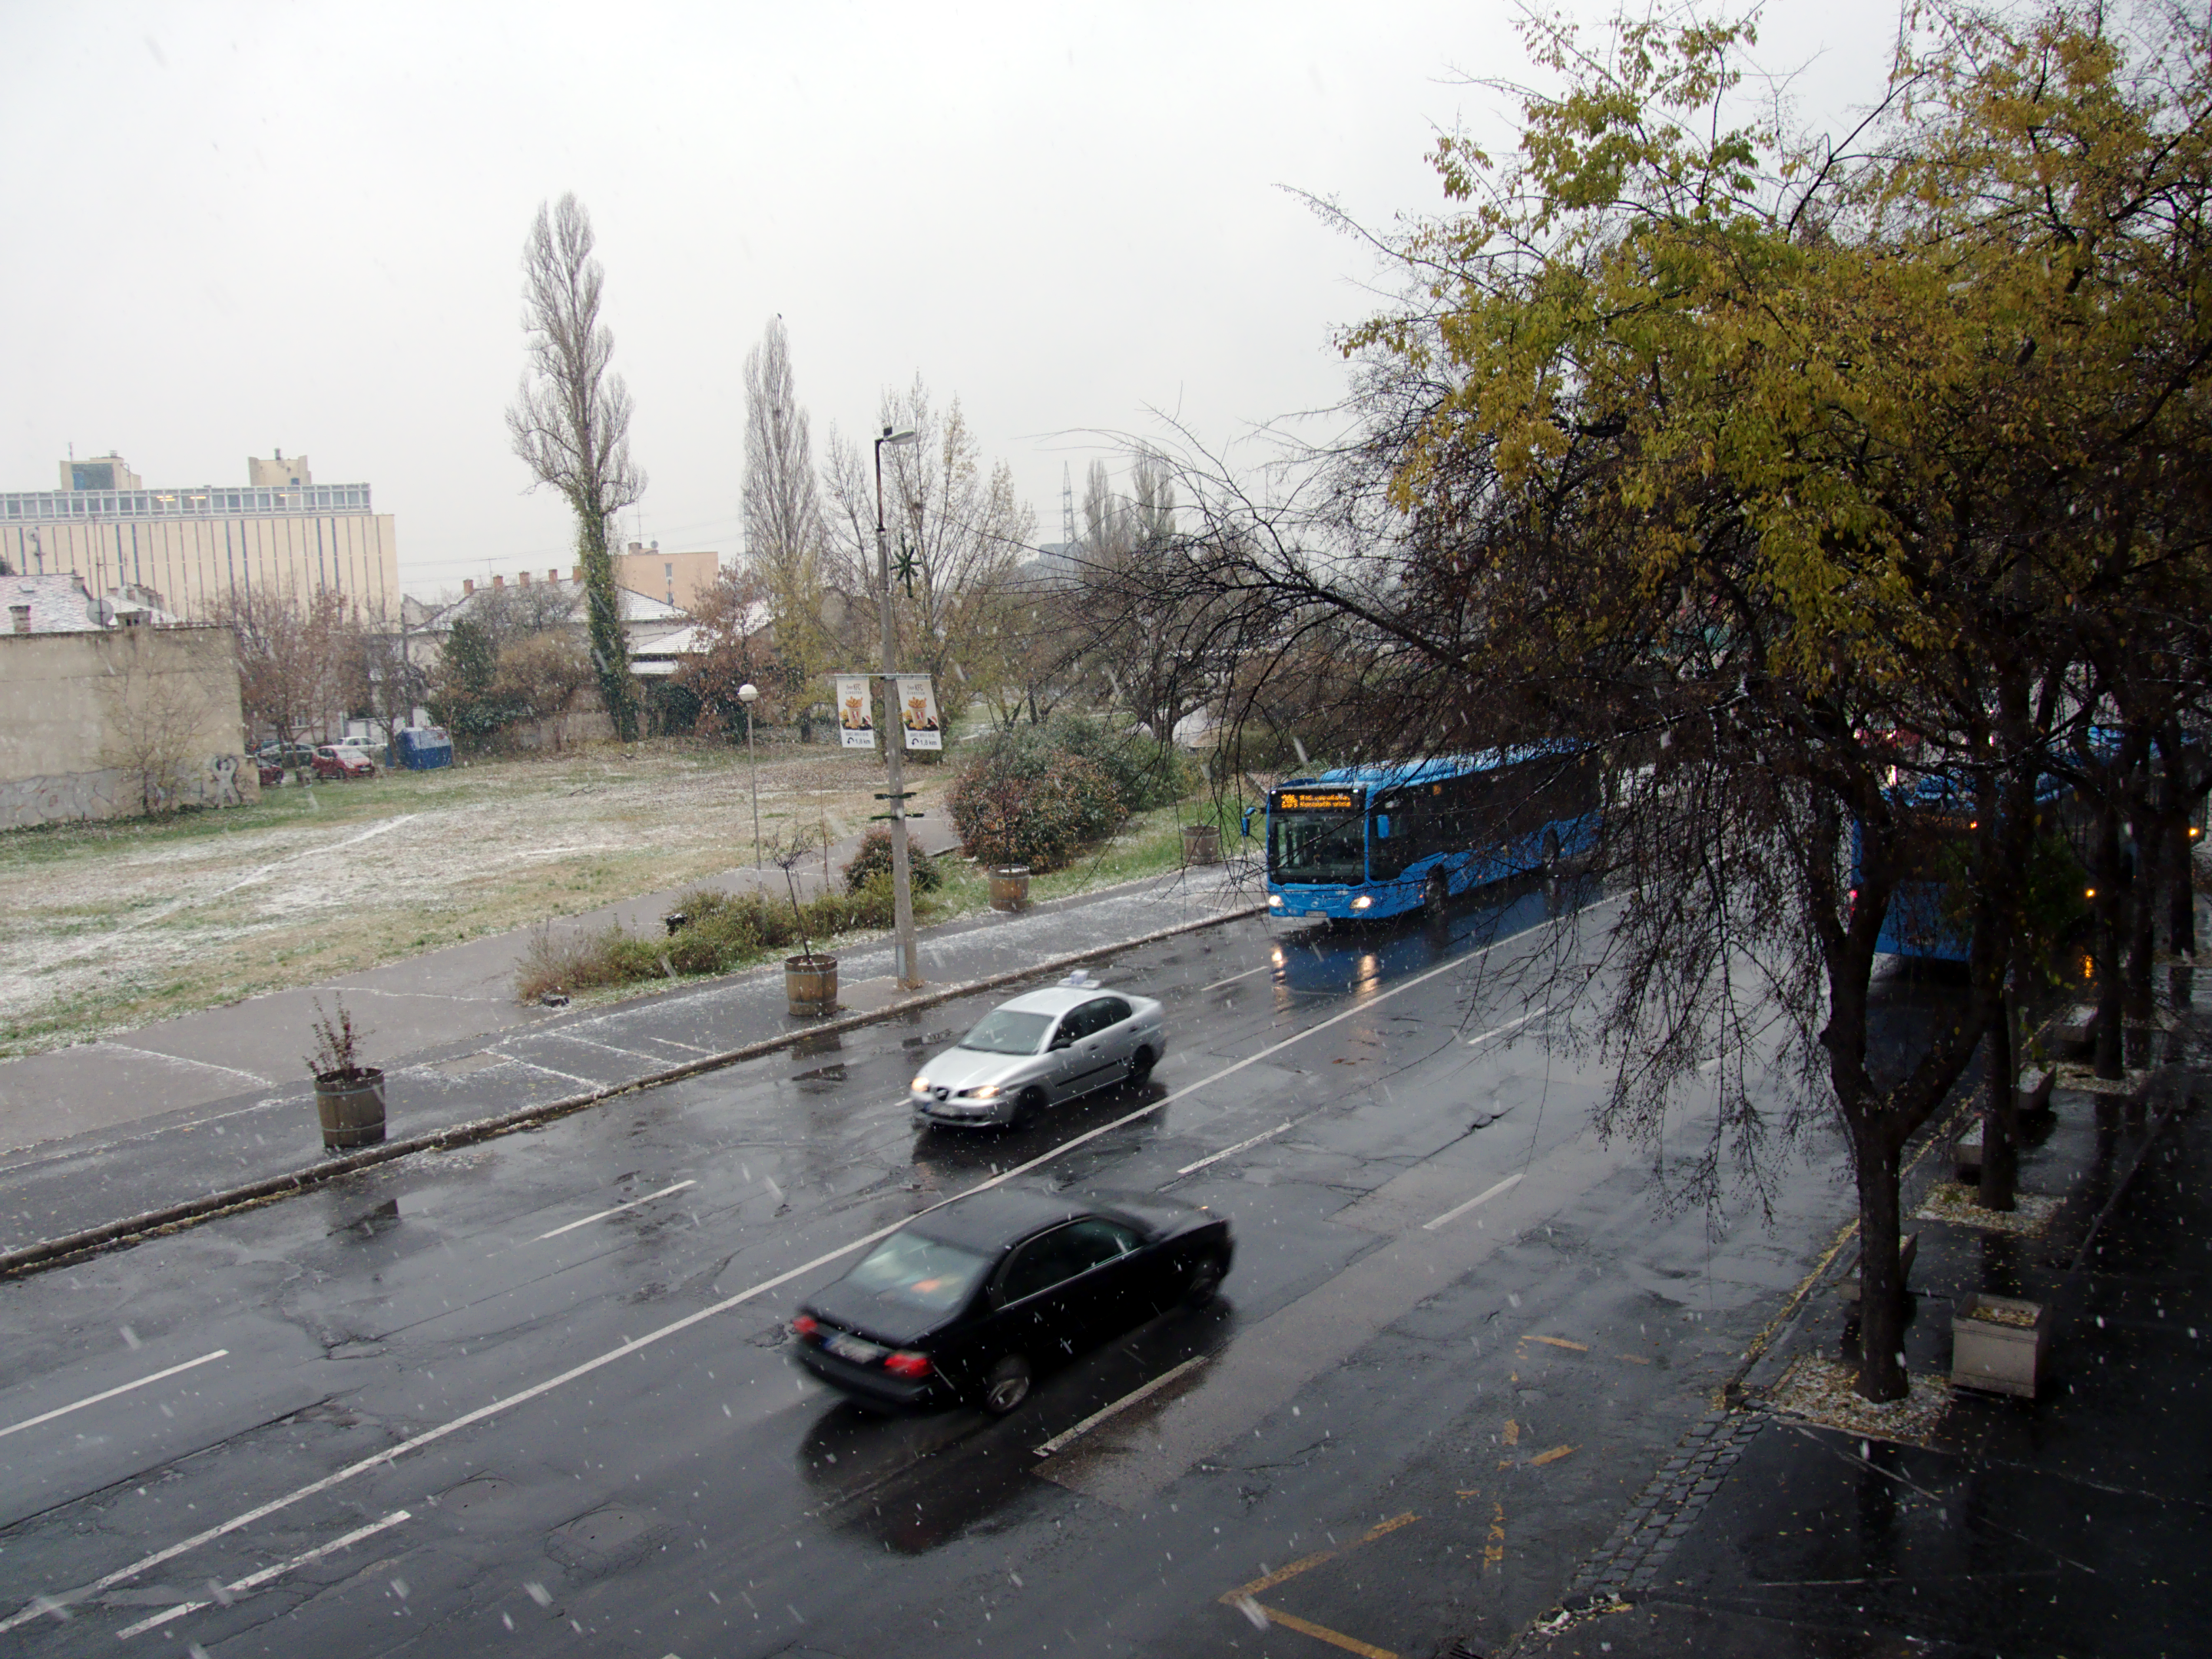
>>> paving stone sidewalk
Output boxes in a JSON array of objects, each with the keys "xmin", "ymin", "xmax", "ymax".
[{"xmin": 1511, "ymin": 993, "xmax": 2211, "ymax": 1659}]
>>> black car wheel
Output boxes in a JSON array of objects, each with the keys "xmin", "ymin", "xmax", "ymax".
[
  {"xmin": 1012, "ymin": 1085, "xmax": 1047, "ymax": 1128},
  {"xmin": 1182, "ymin": 1250, "xmax": 1230, "ymax": 1308},
  {"xmin": 1424, "ymin": 869, "xmax": 1450, "ymax": 912},
  {"xmin": 1128, "ymin": 1046, "xmax": 1156, "ymax": 1086},
  {"xmin": 982, "ymin": 1353, "xmax": 1033, "ymax": 1415}
]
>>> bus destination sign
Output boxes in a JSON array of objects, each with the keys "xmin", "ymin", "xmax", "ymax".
[{"xmin": 1275, "ymin": 790, "xmax": 1359, "ymax": 812}]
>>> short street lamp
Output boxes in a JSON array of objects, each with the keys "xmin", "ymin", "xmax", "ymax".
[
  {"xmin": 738, "ymin": 682, "xmax": 761, "ymax": 868},
  {"xmin": 875, "ymin": 423, "xmax": 923, "ymax": 989}
]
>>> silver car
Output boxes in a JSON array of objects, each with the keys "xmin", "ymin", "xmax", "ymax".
[{"xmin": 911, "ymin": 978, "xmax": 1167, "ymax": 1129}]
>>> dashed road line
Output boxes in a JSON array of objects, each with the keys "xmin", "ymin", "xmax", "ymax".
[
  {"xmin": 0, "ymin": 1349, "xmax": 228, "ymax": 1441},
  {"xmin": 116, "ymin": 1510, "xmax": 412, "ymax": 1638},
  {"xmin": 1034, "ymin": 1356, "xmax": 1207, "ymax": 1457},
  {"xmin": 1422, "ymin": 1171, "xmax": 1524, "ymax": 1231},
  {"xmin": 537, "ymin": 1180, "xmax": 698, "ymax": 1241}
]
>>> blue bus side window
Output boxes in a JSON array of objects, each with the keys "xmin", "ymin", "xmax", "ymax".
[{"xmin": 1376, "ymin": 815, "xmax": 1391, "ymax": 837}]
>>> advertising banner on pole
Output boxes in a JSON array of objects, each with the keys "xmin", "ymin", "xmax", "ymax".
[
  {"xmin": 835, "ymin": 675, "xmax": 875, "ymax": 749},
  {"xmin": 897, "ymin": 674, "xmax": 942, "ymax": 750}
]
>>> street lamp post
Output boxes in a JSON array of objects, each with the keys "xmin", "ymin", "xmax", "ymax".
[
  {"xmin": 875, "ymin": 424, "xmax": 922, "ymax": 988},
  {"xmin": 737, "ymin": 681, "xmax": 760, "ymax": 867}
]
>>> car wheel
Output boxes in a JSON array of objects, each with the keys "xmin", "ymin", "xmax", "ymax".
[
  {"xmin": 1182, "ymin": 1250, "xmax": 1230, "ymax": 1307},
  {"xmin": 1128, "ymin": 1046, "xmax": 1156, "ymax": 1086},
  {"xmin": 982, "ymin": 1353, "xmax": 1032, "ymax": 1415},
  {"xmin": 1424, "ymin": 869, "xmax": 1449, "ymax": 912},
  {"xmin": 1012, "ymin": 1085, "xmax": 1047, "ymax": 1128}
]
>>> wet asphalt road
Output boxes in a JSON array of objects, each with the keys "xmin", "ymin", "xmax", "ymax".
[{"xmin": 0, "ymin": 878, "xmax": 1877, "ymax": 1658}]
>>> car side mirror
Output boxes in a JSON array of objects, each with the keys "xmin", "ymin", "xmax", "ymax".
[
  {"xmin": 1240, "ymin": 806, "xmax": 1255, "ymax": 839},
  {"xmin": 1049, "ymin": 1031, "xmax": 1074, "ymax": 1051}
]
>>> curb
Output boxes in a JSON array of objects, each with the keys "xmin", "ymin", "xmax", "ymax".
[{"xmin": 0, "ymin": 900, "xmax": 1268, "ymax": 1281}]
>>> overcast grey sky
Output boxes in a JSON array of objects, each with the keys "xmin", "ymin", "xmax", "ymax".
[{"xmin": 3, "ymin": 2, "xmax": 1896, "ymax": 595}]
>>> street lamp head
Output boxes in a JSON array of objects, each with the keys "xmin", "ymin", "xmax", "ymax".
[
  {"xmin": 737, "ymin": 683, "xmax": 759, "ymax": 704},
  {"xmin": 879, "ymin": 426, "xmax": 919, "ymax": 447}
]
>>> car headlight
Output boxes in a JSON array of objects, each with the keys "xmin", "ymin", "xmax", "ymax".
[
  {"xmin": 964, "ymin": 1084, "xmax": 1000, "ymax": 1100},
  {"xmin": 1267, "ymin": 893, "xmax": 1283, "ymax": 908},
  {"xmin": 1351, "ymin": 895, "xmax": 1373, "ymax": 910},
  {"xmin": 911, "ymin": 1075, "xmax": 929, "ymax": 1093}
]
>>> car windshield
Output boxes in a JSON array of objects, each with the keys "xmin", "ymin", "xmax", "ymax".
[
  {"xmin": 958, "ymin": 1009, "xmax": 1054, "ymax": 1055},
  {"xmin": 844, "ymin": 1231, "xmax": 990, "ymax": 1313}
]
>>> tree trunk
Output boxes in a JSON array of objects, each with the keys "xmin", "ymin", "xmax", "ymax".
[
  {"xmin": 2093, "ymin": 802, "xmax": 2126, "ymax": 1081},
  {"xmin": 578, "ymin": 514, "xmax": 637, "ymax": 743},
  {"xmin": 1975, "ymin": 984, "xmax": 2018, "ymax": 1211},
  {"xmin": 1853, "ymin": 1130, "xmax": 1910, "ymax": 1402},
  {"xmin": 2125, "ymin": 813, "xmax": 2159, "ymax": 1067}
]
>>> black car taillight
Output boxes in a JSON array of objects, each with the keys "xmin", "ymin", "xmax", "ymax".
[{"xmin": 882, "ymin": 1351, "xmax": 932, "ymax": 1379}]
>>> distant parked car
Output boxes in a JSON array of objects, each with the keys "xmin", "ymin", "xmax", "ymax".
[
  {"xmin": 257, "ymin": 740, "xmax": 316, "ymax": 773},
  {"xmin": 257, "ymin": 759, "xmax": 285, "ymax": 787},
  {"xmin": 312, "ymin": 744, "xmax": 376, "ymax": 780}
]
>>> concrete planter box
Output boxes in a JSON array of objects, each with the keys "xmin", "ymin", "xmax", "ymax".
[
  {"xmin": 1952, "ymin": 1293, "xmax": 2051, "ymax": 1398},
  {"xmin": 2049, "ymin": 1003, "xmax": 2100, "ymax": 1055},
  {"xmin": 988, "ymin": 867, "xmax": 1031, "ymax": 912},
  {"xmin": 1837, "ymin": 1232, "xmax": 1918, "ymax": 1306},
  {"xmin": 1182, "ymin": 823, "xmax": 1222, "ymax": 866},
  {"xmin": 2018, "ymin": 1066, "xmax": 2054, "ymax": 1114}
]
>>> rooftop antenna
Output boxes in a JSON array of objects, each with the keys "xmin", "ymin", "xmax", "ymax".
[{"xmin": 1061, "ymin": 462, "xmax": 1075, "ymax": 551}]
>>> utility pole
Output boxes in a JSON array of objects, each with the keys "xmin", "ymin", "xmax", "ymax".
[{"xmin": 875, "ymin": 425, "xmax": 922, "ymax": 988}]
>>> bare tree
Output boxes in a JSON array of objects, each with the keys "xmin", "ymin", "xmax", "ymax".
[
  {"xmin": 823, "ymin": 376, "xmax": 1035, "ymax": 727},
  {"xmin": 492, "ymin": 632, "xmax": 595, "ymax": 753},
  {"xmin": 212, "ymin": 584, "xmax": 346, "ymax": 777},
  {"xmin": 98, "ymin": 641, "xmax": 210, "ymax": 816},
  {"xmin": 506, "ymin": 194, "xmax": 646, "ymax": 741}
]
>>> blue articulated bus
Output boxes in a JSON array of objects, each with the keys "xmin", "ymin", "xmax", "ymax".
[
  {"xmin": 1854, "ymin": 770, "xmax": 2089, "ymax": 962},
  {"xmin": 1260, "ymin": 747, "xmax": 1601, "ymax": 924}
]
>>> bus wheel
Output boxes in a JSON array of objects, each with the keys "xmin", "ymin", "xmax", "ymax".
[
  {"xmin": 1424, "ymin": 869, "xmax": 1450, "ymax": 912},
  {"xmin": 1541, "ymin": 828, "xmax": 1562, "ymax": 876}
]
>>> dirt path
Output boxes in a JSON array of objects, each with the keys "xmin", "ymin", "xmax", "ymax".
[{"xmin": 0, "ymin": 742, "xmax": 949, "ymax": 1058}]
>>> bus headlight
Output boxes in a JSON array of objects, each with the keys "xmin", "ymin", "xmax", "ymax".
[
  {"xmin": 1351, "ymin": 895, "xmax": 1373, "ymax": 910},
  {"xmin": 1267, "ymin": 893, "xmax": 1284, "ymax": 908}
]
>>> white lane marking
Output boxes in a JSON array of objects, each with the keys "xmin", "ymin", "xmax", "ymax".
[
  {"xmin": 643, "ymin": 1036, "xmax": 714, "ymax": 1055},
  {"xmin": 1177, "ymin": 1120, "xmax": 1301, "ymax": 1176},
  {"xmin": 1465, "ymin": 1005, "xmax": 1551, "ymax": 1047},
  {"xmin": 1, "ymin": 894, "xmax": 1614, "ymax": 1631},
  {"xmin": 1198, "ymin": 964, "xmax": 1272, "ymax": 993},
  {"xmin": 114, "ymin": 1511, "xmax": 412, "ymax": 1639},
  {"xmin": 0, "ymin": 1350, "xmax": 228, "ymax": 1442},
  {"xmin": 1422, "ymin": 1171, "xmax": 1525, "ymax": 1231},
  {"xmin": 536, "ymin": 1180, "xmax": 698, "ymax": 1241},
  {"xmin": 542, "ymin": 1032, "xmax": 668, "ymax": 1065},
  {"xmin": 498, "ymin": 1055, "xmax": 602, "ymax": 1089},
  {"xmin": 98, "ymin": 1046, "xmax": 272, "ymax": 1086},
  {"xmin": 1034, "ymin": 1355, "xmax": 1208, "ymax": 1458}
]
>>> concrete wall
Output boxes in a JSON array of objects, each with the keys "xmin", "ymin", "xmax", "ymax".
[{"xmin": 0, "ymin": 626, "xmax": 260, "ymax": 829}]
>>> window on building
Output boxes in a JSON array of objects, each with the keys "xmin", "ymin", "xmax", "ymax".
[{"xmin": 9, "ymin": 605, "xmax": 30, "ymax": 635}]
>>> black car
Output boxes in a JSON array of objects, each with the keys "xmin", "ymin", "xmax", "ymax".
[{"xmin": 789, "ymin": 1187, "xmax": 1233, "ymax": 1415}]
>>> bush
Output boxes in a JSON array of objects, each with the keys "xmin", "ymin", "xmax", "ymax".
[
  {"xmin": 949, "ymin": 747, "xmax": 1124, "ymax": 871},
  {"xmin": 843, "ymin": 826, "xmax": 942, "ymax": 895},
  {"xmin": 965, "ymin": 714, "xmax": 1196, "ymax": 813}
]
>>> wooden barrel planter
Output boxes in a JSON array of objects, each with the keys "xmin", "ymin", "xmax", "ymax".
[
  {"xmin": 989, "ymin": 867, "xmax": 1031, "ymax": 912},
  {"xmin": 786, "ymin": 953, "xmax": 838, "ymax": 1017},
  {"xmin": 314, "ymin": 1068, "xmax": 387, "ymax": 1151},
  {"xmin": 1182, "ymin": 823, "xmax": 1222, "ymax": 866}
]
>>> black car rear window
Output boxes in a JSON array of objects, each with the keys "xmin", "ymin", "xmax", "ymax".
[
  {"xmin": 844, "ymin": 1231, "xmax": 990, "ymax": 1313},
  {"xmin": 958, "ymin": 1009, "xmax": 1053, "ymax": 1055}
]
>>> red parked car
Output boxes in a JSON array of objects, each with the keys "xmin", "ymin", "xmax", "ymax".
[{"xmin": 311, "ymin": 744, "xmax": 376, "ymax": 780}]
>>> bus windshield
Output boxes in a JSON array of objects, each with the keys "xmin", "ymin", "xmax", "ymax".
[{"xmin": 1270, "ymin": 810, "xmax": 1366, "ymax": 885}]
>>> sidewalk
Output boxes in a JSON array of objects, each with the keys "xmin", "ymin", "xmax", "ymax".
[
  {"xmin": 1521, "ymin": 996, "xmax": 2210, "ymax": 1659},
  {"xmin": 0, "ymin": 854, "xmax": 1264, "ymax": 1257},
  {"xmin": 0, "ymin": 810, "xmax": 972, "ymax": 1154}
]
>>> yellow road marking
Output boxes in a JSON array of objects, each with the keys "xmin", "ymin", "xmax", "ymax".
[
  {"xmin": 1502, "ymin": 1418, "xmax": 1520, "ymax": 1445},
  {"xmin": 1525, "ymin": 1335, "xmax": 1589, "ymax": 1352},
  {"xmin": 1221, "ymin": 1513, "xmax": 1419, "ymax": 1600},
  {"xmin": 1528, "ymin": 1445, "xmax": 1575, "ymax": 1467},
  {"xmin": 1485, "ymin": 1499, "xmax": 1506, "ymax": 1566},
  {"xmin": 1455, "ymin": 1488, "xmax": 1480, "ymax": 1498},
  {"xmin": 1254, "ymin": 1604, "xmax": 1399, "ymax": 1659},
  {"xmin": 1618, "ymin": 1353, "xmax": 1652, "ymax": 1365}
]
